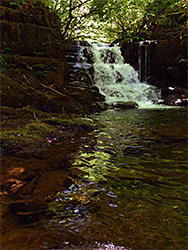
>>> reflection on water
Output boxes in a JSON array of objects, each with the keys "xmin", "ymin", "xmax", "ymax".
[{"xmin": 48, "ymin": 108, "xmax": 187, "ymax": 249}]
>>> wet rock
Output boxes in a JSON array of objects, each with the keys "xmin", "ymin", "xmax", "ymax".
[
  {"xmin": 66, "ymin": 86, "xmax": 105, "ymax": 113},
  {"xmin": 164, "ymin": 94, "xmax": 188, "ymax": 106},
  {"xmin": 66, "ymin": 54, "xmax": 77, "ymax": 63},
  {"xmin": 161, "ymin": 86, "xmax": 188, "ymax": 106},
  {"xmin": 66, "ymin": 42, "xmax": 106, "ymax": 113},
  {"xmin": 1, "ymin": 140, "xmax": 22, "ymax": 155},
  {"xmin": 1, "ymin": 1, "xmax": 102, "ymax": 117},
  {"xmin": 50, "ymin": 93, "xmax": 85, "ymax": 114},
  {"xmin": 9, "ymin": 200, "xmax": 45, "ymax": 214},
  {"xmin": 5, "ymin": 180, "xmax": 26, "ymax": 195},
  {"xmin": 112, "ymin": 101, "xmax": 138, "ymax": 109},
  {"xmin": 11, "ymin": 169, "xmax": 71, "ymax": 201},
  {"xmin": 16, "ymin": 210, "xmax": 44, "ymax": 224},
  {"xmin": 9, "ymin": 200, "xmax": 46, "ymax": 224},
  {"xmin": 90, "ymin": 102, "xmax": 108, "ymax": 113},
  {"xmin": 90, "ymin": 86, "xmax": 100, "ymax": 92},
  {"xmin": 8, "ymin": 168, "xmax": 72, "ymax": 224},
  {"xmin": 1, "ymin": 74, "xmax": 72, "ymax": 114},
  {"xmin": 69, "ymin": 167, "xmax": 87, "ymax": 178},
  {"xmin": 120, "ymin": 38, "xmax": 187, "ymax": 91},
  {"xmin": 167, "ymin": 66, "xmax": 185, "ymax": 80},
  {"xmin": 178, "ymin": 58, "xmax": 187, "ymax": 72}
]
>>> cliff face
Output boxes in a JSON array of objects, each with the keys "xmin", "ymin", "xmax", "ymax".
[
  {"xmin": 1, "ymin": 0, "xmax": 104, "ymax": 114},
  {"xmin": 119, "ymin": 1, "xmax": 187, "ymax": 106},
  {"xmin": 121, "ymin": 37, "xmax": 187, "ymax": 86},
  {"xmin": 120, "ymin": 37, "xmax": 187, "ymax": 106}
]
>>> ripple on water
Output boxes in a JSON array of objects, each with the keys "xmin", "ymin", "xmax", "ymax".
[{"xmin": 46, "ymin": 108, "xmax": 187, "ymax": 249}]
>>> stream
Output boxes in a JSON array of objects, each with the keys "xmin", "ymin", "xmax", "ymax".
[
  {"xmin": 2, "ymin": 107, "xmax": 187, "ymax": 249},
  {"xmin": 46, "ymin": 107, "xmax": 187, "ymax": 249},
  {"xmin": 1, "ymin": 42, "xmax": 187, "ymax": 249},
  {"xmin": 1, "ymin": 107, "xmax": 187, "ymax": 249}
]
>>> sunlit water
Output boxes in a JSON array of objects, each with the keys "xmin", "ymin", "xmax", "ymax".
[
  {"xmin": 47, "ymin": 108, "xmax": 187, "ymax": 249},
  {"xmin": 86, "ymin": 42, "xmax": 162, "ymax": 108}
]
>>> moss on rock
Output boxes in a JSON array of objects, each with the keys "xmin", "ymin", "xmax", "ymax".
[
  {"xmin": 1, "ymin": 21, "xmax": 65, "ymax": 58},
  {"xmin": 1, "ymin": 106, "xmax": 95, "ymax": 156},
  {"xmin": 0, "ymin": 0, "xmax": 104, "ymax": 156}
]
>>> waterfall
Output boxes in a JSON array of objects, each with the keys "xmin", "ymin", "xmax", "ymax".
[
  {"xmin": 138, "ymin": 41, "xmax": 150, "ymax": 82},
  {"xmin": 88, "ymin": 42, "xmax": 161, "ymax": 108},
  {"xmin": 138, "ymin": 40, "xmax": 157, "ymax": 82},
  {"xmin": 72, "ymin": 41, "xmax": 163, "ymax": 108}
]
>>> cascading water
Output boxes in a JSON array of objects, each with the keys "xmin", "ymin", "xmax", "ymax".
[
  {"xmin": 138, "ymin": 40, "xmax": 157, "ymax": 82},
  {"xmin": 88, "ymin": 42, "xmax": 162, "ymax": 108}
]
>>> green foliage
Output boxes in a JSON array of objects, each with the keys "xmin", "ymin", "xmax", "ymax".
[
  {"xmin": 20, "ymin": 61, "xmax": 53, "ymax": 76},
  {"xmin": 136, "ymin": 0, "xmax": 187, "ymax": 40},
  {"xmin": 9, "ymin": 0, "xmax": 27, "ymax": 7},
  {"xmin": 32, "ymin": 63, "xmax": 49, "ymax": 68},
  {"xmin": 1, "ymin": 47, "xmax": 13, "ymax": 54},
  {"xmin": 36, "ymin": 70, "xmax": 49, "ymax": 76},
  {"xmin": 31, "ymin": 64, "xmax": 50, "ymax": 76},
  {"xmin": 34, "ymin": 51, "xmax": 46, "ymax": 56},
  {"xmin": 0, "ymin": 55, "xmax": 7, "ymax": 77},
  {"xmin": 21, "ymin": 61, "xmax": 33, "ymax": 70},
  {"xmin": 7, "ymin": 0, "xmax": 186, "ymax": 42},
  {"xmin": 91, "ymin": 0, "xmax": 187, "ymax": 41}
]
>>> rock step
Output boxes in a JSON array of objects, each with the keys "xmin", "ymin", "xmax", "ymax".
[
  {"xmin": 66, "ymin": 54, "xmax": 78, "ymax": 62},
  {"xmin": 108, "ymin": 101, "xmax": 139, "ymax": 109}
]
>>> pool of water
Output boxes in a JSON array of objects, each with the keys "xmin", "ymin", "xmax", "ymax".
[{"xmin": 46, "ymin": 108, "xmax": 187, "ymax": 249}]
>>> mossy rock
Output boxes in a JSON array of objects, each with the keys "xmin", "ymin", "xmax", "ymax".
[
  {"xmin": 3, "ymin": 54, "xmax": 67, "ymax": 89},
  {"xmin": 1, "ymin": 75, "xmax": 84, "ymax": 114},
  {"xmin": 1, "ymin": 77, "xmax": 51, "ymax": 111},
  {"xmin": 0, "ymin": 1, "xmax": 61, "ymax": 27},
  {"xmin": 67, "ymin": 87, "xmax": 104, "ymax": 106},
  {"xmin": 1, "ymin": 105, "xmax": 96, "ymax": 155},
  {"xmin": 0, "ymin": 0, "xmax": 68, "ymax": 57},
  {"xmin": 1, "ymin": 21, "xmax": 65, "ymax": 58},
  {"xmin": 49, "ymin": 93, "xmax": 85, "ymax": 114}
]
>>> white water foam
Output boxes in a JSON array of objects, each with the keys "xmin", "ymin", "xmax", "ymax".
[{"xmin": 88, "ymin": 42, "xmax": 164, "ymax": 109}]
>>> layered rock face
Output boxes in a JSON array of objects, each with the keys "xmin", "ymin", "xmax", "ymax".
[
  {"xmin": 65, "ymin": 41, "xmax": 106, "ymax": 113},
  {"xmin": 1, "ymin": 0, "xmax": 105, "ymax": 114}
]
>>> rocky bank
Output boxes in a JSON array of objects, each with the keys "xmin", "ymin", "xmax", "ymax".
[
  {"xmin": 1, "ymin": 0, "xmax": 106, "ymax": 156},
  {"xmin": 120, "ymin": 28, "xmax": 187, "ymax": 106},
  {"xmin": 0, "ymin": 1, "xmax": 105, "ymax": 240}
]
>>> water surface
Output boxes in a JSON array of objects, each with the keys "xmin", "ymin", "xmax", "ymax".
[{"xmin": 48, "ymin": 108, "xmax": 187, "ymax": 249}]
